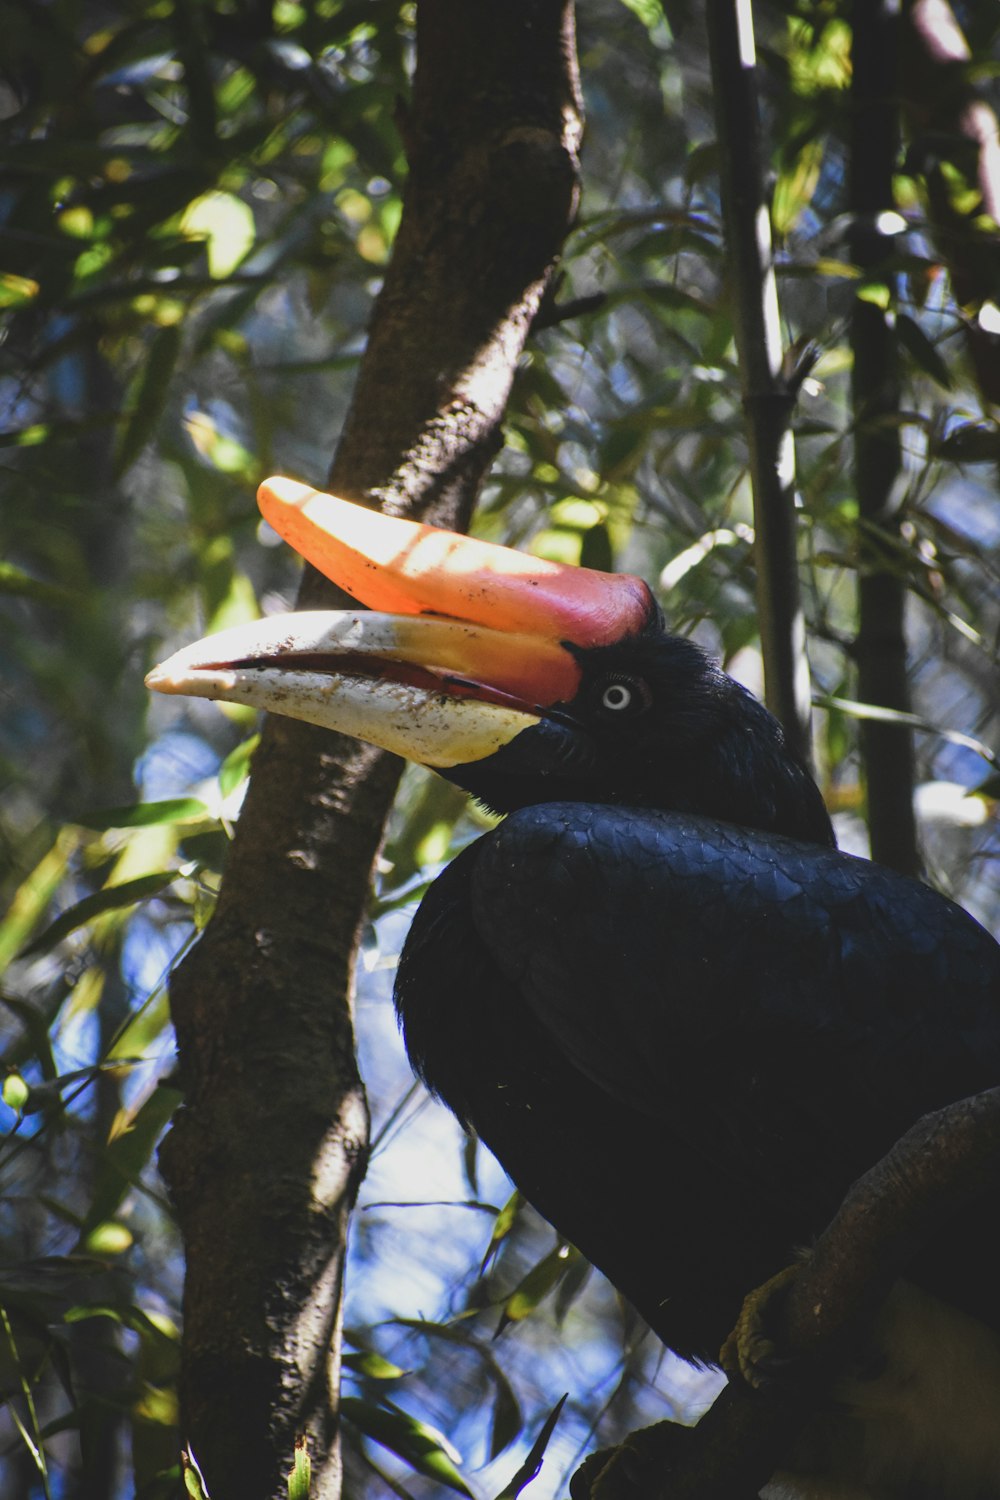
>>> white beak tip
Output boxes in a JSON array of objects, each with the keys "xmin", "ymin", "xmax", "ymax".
[{"xmin": 145, "ymin": 664, "xmax": 175, "ymax": 692}]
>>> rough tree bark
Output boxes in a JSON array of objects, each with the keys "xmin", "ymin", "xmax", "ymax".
[
  {"xmin": 850, "ymin": 0, "xmax": 921, "ymax": 877},
  {"xmin": 705, "ymin": 0, "xmax": 814, "ymax": 768},
  {"xmin": 158, "ymin": 6, "xmax": 583, "ymax": 1497}
]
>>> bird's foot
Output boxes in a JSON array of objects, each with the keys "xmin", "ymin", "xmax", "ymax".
[
  {"xmin": 569, "ymin": 1420, "xmax": 692, "ymax": 1500},
  {"xmin": 720, "ymin": 1263, "xmax": 804, "ymax": 1391}
]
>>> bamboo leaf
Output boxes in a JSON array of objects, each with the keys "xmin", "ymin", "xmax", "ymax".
[
  {"xmin": 895, "ymin": 313, "xmax": 952, "ymax": 390},
  {"xmin": 287, "ymin": 1437, "xmax": 311, "ymax": 1500},
  {"xmin": 480, "ymin": 1190, "xmax": 523, "ymax": 1275},
  {"xmin": 74, "ymin": 799, "xmax": 211, "ymax": 832},
  {"xmin": 19, "ymin": 872, "xmax": 179, "ymax": 958},
  {"xmin": 487, "ymin": 1371, "xmax": 523, "ymax": 1461},
  {"xmin": 342, "ymin": 1351, "xmax": 407, "ymax": 1381},
  {"xmin": 500, "ymin": 1245, "xmax": 582, "ymax": 1328},
  {"xmin": 0, "ymin": 562, "xmax": 74, "ymax": 606},
  {"xmin": 219, "ymin": 734, "xmax": 260, "ymax": 797},
  {"xmin": 0, "ymin": 832, "xmax": 80, "ymax": 971},
  {"xmin": 81, "ymin": 1082, "xmax": 182, "ymax": 1236},
  {"xmin": 494, "ymin": 1396, "xmax": 567, "ymax": 1500},
  {"xmin": 340, "ymin": 1397, "xmax": 473, "ymax": 1498},
  {"xmin": 114, "ymin": 323, "xmax": 183, "ymax": 478}
]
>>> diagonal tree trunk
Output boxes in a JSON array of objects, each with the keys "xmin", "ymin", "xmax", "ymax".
[{"xmin": 158, "ymin": 6, "xmax": 583, "ymax": 1497}]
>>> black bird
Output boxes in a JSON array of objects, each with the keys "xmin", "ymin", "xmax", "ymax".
[{"xmin": 149, "ymin": 479, "xmax": 1000, "ymax": 1497}]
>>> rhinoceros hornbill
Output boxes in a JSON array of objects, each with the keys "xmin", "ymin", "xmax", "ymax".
[{"xmin": 149, "ymin": 479, "xmax": 1000, "ymax": 1497}]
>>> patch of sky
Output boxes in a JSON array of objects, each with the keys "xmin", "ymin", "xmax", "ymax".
[{"xmin": 134, "ymin": 730, "xmax": 220, "ymax": 801}]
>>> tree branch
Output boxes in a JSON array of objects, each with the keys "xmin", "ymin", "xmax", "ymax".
[
  {"xmin": 850, "ymin": 0, "xmax": 921, "ymax": 877},
  {"xmin": 704, "ymin": 0, "xmax": 813, "ymax": 768},
  {"xmin": 572, "ymin": 1086, "xmax": 1000, "ymax": 1500},
  {"xmin": 902, "ymin": 0, "xmax": 1000, "ymax": 406},
  {"xmin": 159, "ymin": 6, "xmax": 583, "ymax": 1497}
]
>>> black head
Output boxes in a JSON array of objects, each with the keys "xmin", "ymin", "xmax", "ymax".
[{"xmin": 443, "ymin": 631, "xmax": 835, "ymax": 848}]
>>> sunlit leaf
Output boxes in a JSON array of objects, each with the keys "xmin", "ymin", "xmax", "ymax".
[
  {"xmin": 615, "ymin": 0, "xmax": 664, "ymax": 34},
  {"xmin": 82, "ymin": 1220, "xmax": 134, "ymax": 1255},
  {"xmin": 480, "ymin": 1190, "xmax": 523, "ymax": 1275},
  {"xmin": 0, "ymin": 561, "xmax": 73, "ymax": 605},
  {"xmin": 107, "ymin": 985, "xmax": 173, "ymax": 1063},
  {"xmin": 80, "ymin": 1082, "xmax": 183, "ymax": 1236},
  {"xmin": 133, "ymin": 1383, "xmax": 179, "ymax": 1426},
  {"xmin": 773, "ymin": 139, "xmax": 823, "ymax": 236},
  {"xmin": 857, "ymin": 280, "xmax": 891, "ymax": 310},
  {"xmin": 0, "ymin": 831, "xmax": 81, "ymax": 970},
  {"xmin": 19, "ymin": 872, "xmax": 179, "ymax": 958},
  {"xmin": 500, "ymin": 1244, "xmax": 582, "ymax": 1327},
  {"xmin": 287, "ymin": 1436, "xmax": 311, "ymax": 1500},
  {"xmin": 182, "ymin": 1447, "xmax": 211, "ymax": 1500},
  {"xmin": 342, "ymin": 1350, "xmax": 407, "ymax": 1381},
  {"xmin": 340, "ymin": 1397, "xmax": 473, "ymax": 1498},
  {"xmin": 75, "ymin": 799, "xmax": 211, "ymax": 832},
  {"xmin": 817, "ymin": 696, "xmax": 996, "ymax": 765},
  {"xmin": 206, "ymin": 570, "xmax": 258, "ymax": 635},
  {"xmin": 219, "ymin": 734, "xmax": 260, "ymax": 797},
  {"xmin": 181, "ymin": 191, "xmax": 256, "ymax": 278},
  {"xmin": 0, "ymin": 272, "xmax": 40, "ymax": 307}
]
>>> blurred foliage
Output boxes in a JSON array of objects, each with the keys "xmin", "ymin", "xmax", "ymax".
[{"xmin": 1, "ymin": 0, "xmax": 998, "ymax": 1496}]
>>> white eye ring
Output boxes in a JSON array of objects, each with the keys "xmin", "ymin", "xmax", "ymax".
[{"xmin": 600, "ymin": 682, "xmax": 633, "ymax": 712}]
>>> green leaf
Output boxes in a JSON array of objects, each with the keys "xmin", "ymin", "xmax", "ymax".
[
  {"xmin": 772, "ymin": 138, "xmax": 823, "ymax": 236},
  {"xmin": 480, "ymin": 1190, "xmax": 523, "ymax": 1275},
  {"xmin": 182, "ymin": 1447, "xmax": 211, "ymax": 1500},
  {"xmin": 340, "ymin": 1398, "xmax": 473, "ymax": 1498},
  {"xmin": 488, "ymin": 1371, "xmax": 522, "ymax": 1461},
  {"xmin": 114, "ymin": 323, "xmax": 183, "ymax": 478},
  {"xmin": 0, "ymin": 561, "xmax": 74, "ymax": 606},
  {"xmin": 218, "ymin": 734, "xmax": 260, "ymax": 797},
  {"xmin": 501, "ymin": 1244, "xmax": 582, "ymax": 1327},
  {"xmin": 617, "ymin": 1, "xmax": 666, "ymax": 38},
  {"xmin": 494, "ymin": 1396, "xmax": 567, "ymax": 1500},
  {"xmin": 342, "ymin": 1351, "xmax": 407, "ymax": 1381},
  {"xmin": 0, "ymin": 272, "xmax": 40, "ymax": 308},
  {"xmin": 19, "ymin": 872, "xmax": 179, "ymax": 958},
  {"xmin": 816, "ymin": 696, "xmax": 996, "ymax": 765},
  {"xmin": 81, "ymin": 1083, "xmax": 182, "ymax": 1236},
  {"xmin": 554, "ymin": 1251, "xmax": 592, "ymax": 1324},
  {"xmin": 0, "ymin": 832, "xmax": 80, "ymax": 971},
  {"xmin": 857, "ymin": 280, "xmax": 891, "ymax": 310},
  {"xmin": 74, "ymin": 799, "xmax": 211, "ymax": 832},
  {"xmin": 287, "ymin": 1437, "xmax": 311, "ymax": 1500},
  {"xmin": 181, "ymin": 192, "xmax": 256, "ymax": 278},
  {"xmin": 895, "ymin": 313, "xmax": 952, "ymax": 391}
]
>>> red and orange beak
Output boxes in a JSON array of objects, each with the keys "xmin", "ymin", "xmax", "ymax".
[{"xmin": 146, "ymin": 478, "xmax": 655, "ymax": 768}]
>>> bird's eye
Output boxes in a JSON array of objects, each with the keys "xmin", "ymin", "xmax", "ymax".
[
  {"xmin": 594, "ymin": 675, "xmax": 650, "ymax": 715},
  {"xmin": 601, "ymin": 682, "xmax": 633, "ymax": 712}
]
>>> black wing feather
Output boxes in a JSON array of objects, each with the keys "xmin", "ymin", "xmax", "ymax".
[{"xmin": 395, "ymin": 803, "xmax": 1000, "ymax": 1357}]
